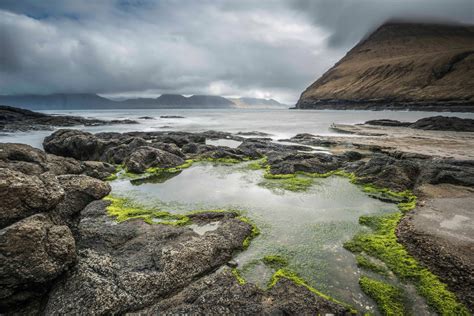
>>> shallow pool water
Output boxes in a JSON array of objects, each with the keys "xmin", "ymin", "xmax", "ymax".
[{"xmin": 110, "ymin": 161, "xmax": 399, "ymax": 312}]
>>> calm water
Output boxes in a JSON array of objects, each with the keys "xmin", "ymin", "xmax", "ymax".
[{"xmin": 2, "ymin": 108, "xmax": 474, "ymax": 148}]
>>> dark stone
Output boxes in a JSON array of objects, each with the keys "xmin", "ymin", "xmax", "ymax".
[
  {"xmin": 0, "ymin": 214, "xmax": 76, "ymax": 310},
  {"xmin": 123, "ymin": 146, "xmax": 184, "ymax": 173}
]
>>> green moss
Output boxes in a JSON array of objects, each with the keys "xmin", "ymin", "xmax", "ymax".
[
  {"xmin": 344, "ymin": 212, "xmax": 469, "ymax": 315},
  {"xmin": 104, "ymin": 195, "xmax": 190, "ymax": 226},
  {"xmin": 248, "ymin": 158, "xmax": 267, "ymax": 170},
  {"xmin": 263, "ymin": 255, "xmax": 288, "ymax": 269},
  {"xmin": 359, "ymin": 276, "xmax": 405, "ymax": 316},
  {"xmin": 105, "ymin": 173, "xmax": 118, "ymax": 181},
  {"xmin": 201, "ymin": 157, "xmax": 244, "ymax": 164},
  {"xmin": 356, "ymin": 254, "xmax": 388, "ymax": 276},
  {"xmin": 237, "ymin": 216, "xmax": 260, "ymax": 249},
  {"xmin": 232, "ymin": 268, "xmax": 247, "ymax": 285},
  {"xmin": 268, "ymin": 269, "xmax": 357, "ymax": 314},
  {"xmin": 261, "ymin": 176, "xmax": 314, "ymax": 192}
]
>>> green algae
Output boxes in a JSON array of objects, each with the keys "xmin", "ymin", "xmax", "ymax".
[
  {"xmin": 232, "ymin": 268, "xmax": 247, "ymax": 285},
  {"xmin": 238, "ymin": 216, "xmax": 260, "ymax": 249},
  {"xmin": 359, "ymin": 276, "xmax": 406, "ymax": 316},
  {"xmin": 104, "ymin": 195, "xmax": 190, "ymax": 226},
  {"xmin": 344, "ymin": 212, "xmax": 469, "ymax": 315},
  {"xmin": 263, "ymin": 255, "xmax": 288, "ymax": 269},
  {"xmin": 356, "ymin": 254, "xmax": 388, "ymax": 276},
  {"xmin": 260, "ymin": 176, "xmax": 314, "ymax": 192},
  {"xmin": 268, "ymin": 269, "xmax": 357, "ymax": 314}
]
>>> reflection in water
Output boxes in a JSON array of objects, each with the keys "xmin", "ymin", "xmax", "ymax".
[{"xmin": 111, "ymin": 161, "xmax": 398, "ymax": 312}]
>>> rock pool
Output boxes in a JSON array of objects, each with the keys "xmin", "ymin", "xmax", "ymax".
[{"xmin": 110, "ymin": 160, "xmax": 400, "ymax": 313}]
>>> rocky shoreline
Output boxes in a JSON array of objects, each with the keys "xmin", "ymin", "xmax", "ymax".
[
  {"xmin": 1, "ymin": 114, "xmax": 473, "ymax": 314},
  {"xmin": 295, "ymin": 99, "xmax": 474, "ymax": 112},
  {"xmin": 0, "ymin": 105, "xmax": 138, "ymax": 133}
]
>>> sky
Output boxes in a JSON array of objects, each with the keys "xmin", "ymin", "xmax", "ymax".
[{"xmin": 0, "ymin": 0, "xmax": 472, "ymax": 104}]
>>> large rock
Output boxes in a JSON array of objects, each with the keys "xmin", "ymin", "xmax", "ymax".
[
  {"xmin": 354, "ymin": 154, "xmax": 420, "ymax": 191},
  {"xmin": 0, "ymin": 168, "xmax": 64, "ymax": 228},
  {"xmin": 123, "ymin": 146, "xmax": 185, "ymax": 173},
  {"xmin": 44, "ymin": 200, "xmax": 252, "ymax": 314},
  {"xmin": 138, "ymin": 269, "xmax": 351, "ymax": 315},
  {"xmin": 0, "ymin": 214, "xmax": 75, "ymax": 309},
  {"xmin": 0, "ymin": 143, "xmax": 115, "ymax": 180},
  {"xmin": 43, "ymin": 129, "xmax": 115, "ymax": 161},
  {"xmin": 50, "ymin": 175, "xmax": 111, "ymax": 227}
]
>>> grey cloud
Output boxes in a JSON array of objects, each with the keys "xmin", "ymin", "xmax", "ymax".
[
  {"xmin": 0, "ymin": 0, "xmax": 472, "ymax": 103},
  {"xmin": 291, "ymin": 0, "xmax": 474, "ymax": 48}
]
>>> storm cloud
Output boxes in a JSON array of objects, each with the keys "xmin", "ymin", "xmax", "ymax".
[{"xmin": 0, "ymin": 0, "xmax": 472, "ymax": 103}]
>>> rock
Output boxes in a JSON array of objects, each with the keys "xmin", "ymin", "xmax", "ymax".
[
  {"xmin": 124, "ymin": 146, "xmax": 185, "ymax": 173},
  {"xmin": 0, "ymin": 105, "xmax": 138, "ymax": 132},
  {"xmin": 0, "ymin": 214, "xmax": 75, "ymax": 308},
  {"xmin": 366, "ymin": 116, "xmax": 474, "ymax": 132},
  {"xmin": 267, "ymin": 152, "xmax": 341, "ymax": 175},
  {"xmin": 44, "ymin": 200, "xmax": 252, "ymax": 314},
  {"xmin": 138, "ymin": 116, "xmax": 155, "ymax": 120},
  {"xmin": 138, "ymin": 269, "xmax": 351, "ymax": 315},
  {"xmin": 0, "ymin": 143, "xmax": 114, "ymax": 180},
  {"xmin": 193, "ymin": 144, "xmax": 247, "ymax": 161},
  {"xmin": 160, "ymin": 115, "xmax": 184, "ymax": 118},
  {"xmin": 354, "ymin": 154, "xmax": 420, "ymax": 191},
  {"xmin": 236, "ymin": 131, "xmax": 273, "ymax": 137},
  {"xmin": 50, "ymin": 175, "xmax": 110, "ymax": 227},
  {"xmin": 80, "ymin": 161, "xmax": 116, "ymax": 180},
  {"xmin": 0, "ymin": 169, "xmax": 64, "ymax": 228},
  {"xmin": 365, "ymin": 119, "xmax": 412, "ymax": 127},
  {"xmin": 43, "ymin": 129, "xmax": 115, "ymax": 161},
  {"xmin": 409, "ymin": 116, "xmax": 474, "ymax": 132}
]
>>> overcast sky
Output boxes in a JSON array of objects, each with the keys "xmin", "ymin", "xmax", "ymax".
[{"xmin": 0, "ymin": 0, "xmax": 472, "ymax": 103}]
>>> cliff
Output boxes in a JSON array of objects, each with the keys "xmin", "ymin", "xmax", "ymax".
[{"xmin": 296, "ymin": 22, "xmax": 474, "ymax": 111}]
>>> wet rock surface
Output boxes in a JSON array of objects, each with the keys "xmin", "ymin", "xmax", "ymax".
[
  {"xmin": 0, "ymin": 144, "xmax": 111, "ymax": 313},
  {"xmin": 0, "ymin": 105, "xmax": 138, "ymax": 132},
  {"xmin": 44, "ymin": 200, "xmax": 253, "ymax": 314},
  {"xmin": 138, "ymin": 269, "xmax": 351, "ymax": 315},
  {"xmin": 366, "ymin": 116, "xmax": 474, "ymax": 132},
  {"xmin": 397, "ymin": 184, "xmax": 474, "ymax": 311}
]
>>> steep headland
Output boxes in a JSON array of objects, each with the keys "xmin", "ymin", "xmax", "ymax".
[{"xmin": 296, "ymin": 22, "xmax": 474, "ymax": 111}]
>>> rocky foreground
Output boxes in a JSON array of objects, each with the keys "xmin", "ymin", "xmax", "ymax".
[
  {"xmin": 1, "ymin": 119, "xmax": 473, "ymax": 314},
  {"xmin": 0, "ymin": 105, "xmax": 138, "ymax": 132}
]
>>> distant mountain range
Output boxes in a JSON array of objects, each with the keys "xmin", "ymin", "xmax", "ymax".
[
  {"xmin": 0, "ymin": 93, "xmax": 286, "ymax": 110},
  {"xmin": 296, "ymin": 22, "xmax": 474, "ymax": 112}
]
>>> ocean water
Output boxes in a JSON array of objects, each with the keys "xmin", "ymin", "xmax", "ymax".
[{"xmin": 2, "ymin": 108, "xmax": 474, "ymax": 148}]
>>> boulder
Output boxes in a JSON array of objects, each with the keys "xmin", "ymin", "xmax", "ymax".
[
  {"xmin": 43, "ymin": 129, "xmax": 116, "ymax": 161},
  {"xmin": 0, "ymin": 214, "xmax": 75, "ymax": 308},
  {"xmin": 44, "ymin": 200, "xmax": 252, "ymax": 314},
  {"xmin": 124, "ymin": 146, "xmax": 184, "ymax": 173},
  {"xmin": 50, "ymin": 175, "xmax": 111, "ymax": 227},
  {"xmin": 0, "ymin": 169, "xmax": 64, "ymax": 228},
  {"xmin": 354, "ymin": 154, "xmax": 420, "ymax": 191}
]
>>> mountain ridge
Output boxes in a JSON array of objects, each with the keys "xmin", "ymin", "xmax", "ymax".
[
  {"xmin": 296, "ymin": 22, "xmax": 474, "ymax": 112},
  {"xmin": 0, "ymin": 93, "xmax": 284, "ymax": 110}
]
